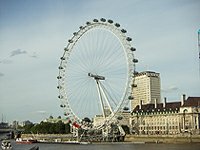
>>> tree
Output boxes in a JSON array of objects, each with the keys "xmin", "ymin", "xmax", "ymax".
[
  {"xmin": 65, "ymin": 123, "xmax": 70, "ymax": 134},
  {"xmin": 22, "ymin": 121, "xmax": 71, "ymax": 134},
  {"xmin": 23, "ymin": 124, "xmax": 34, "ymax": 133},
  {"xmin": 82, "ymin": 117, "xmax": 91, "ymax": 123},
  {"xmin": 55, "ymin": 121, "xmax": 65, "ymax": 134}
]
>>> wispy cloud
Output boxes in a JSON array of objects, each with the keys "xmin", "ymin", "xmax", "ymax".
[
  {"xmin": 0, "ymin": 49, "xmax": 38, "ymax": 64},
  {"xmin": 10, "ymin": 49, "xmax": 27, "ymax": 57},
  {"xmin": 35, "ymin": 110, "xmax": 47, "ymax": 114},
  {"xmin": 162, "ymin": 86, "xmax": 179, "ymax": 93}
]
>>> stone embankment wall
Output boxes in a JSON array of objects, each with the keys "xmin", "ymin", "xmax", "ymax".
[
  {"xmin": 125, "ymin": 134, "xmax": 200, "ymax": 143},
  {"xmin": 22, "ymin": 134, "xmax": 200, "ymax": 143},
  {"xmin": 21, "ymin": 134, "xmax": 72, "ymax": 142}
]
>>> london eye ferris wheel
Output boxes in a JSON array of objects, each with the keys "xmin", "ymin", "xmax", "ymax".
[{"xmin": 57, "ymin": 18, "xmax": 138, "ymax": 129}]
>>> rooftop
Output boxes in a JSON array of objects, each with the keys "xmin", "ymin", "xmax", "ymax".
[
  {"xmin": 135, "ymin": 71, "xmax": 160, "ymax": 77},
  {"xmin": 132, "ymin": 97, "xmax": 200, "ymax": 113}
]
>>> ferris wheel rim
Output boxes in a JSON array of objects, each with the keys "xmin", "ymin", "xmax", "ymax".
[{"xmin": 57, "ymin": 18, "xmax": 137, "ymax": 129}]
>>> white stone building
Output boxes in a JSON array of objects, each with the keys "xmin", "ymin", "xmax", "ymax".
[{"xmin": 130, "ymin": 96, "xmax": 200, "ymax": 135}]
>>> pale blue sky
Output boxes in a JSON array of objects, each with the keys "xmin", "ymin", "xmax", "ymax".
[{"xmin": 0, "ymin": 0, "xmax": 200, "ymax": 123}]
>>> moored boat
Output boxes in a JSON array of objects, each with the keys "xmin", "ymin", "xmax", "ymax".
[
  {"xmin": 37, "ymin": 139, "xmax": 90, "ymax": 145},
  {"xmin": 16, "ymin": 138, "xmax": 37, "ymax": 144}
]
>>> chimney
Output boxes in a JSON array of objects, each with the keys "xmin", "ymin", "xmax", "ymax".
[
  {"xmin": 154, "ymin": 99, "xmax": 157, "ymax": 109},
  {"xmin": 181, "ymin": 94, "xmax": 186, "ymax": 106},
  {"xmin": 139, "ymin": 100, "xmax": 142, "ymax": 109},
  {"xmin": 163, "ymin": 97, "xmax": 167, "ymax": 108}
]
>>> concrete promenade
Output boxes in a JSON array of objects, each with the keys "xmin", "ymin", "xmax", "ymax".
[
  {"xmin": 125, "ymin": 134, "xmax": 200, "ymax": 143},
  {"xmin": 21, "ymin": 134, "xmax": 200, "ymax": 143}
]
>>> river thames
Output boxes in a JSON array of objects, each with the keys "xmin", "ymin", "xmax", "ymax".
[{"xmin": 2, "ymin": 141, "xmax": 200, "ymax": 150}]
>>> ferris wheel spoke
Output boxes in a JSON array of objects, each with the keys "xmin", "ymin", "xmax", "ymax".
[
  {"xmin": 102, "ymin": 81, "xmax": 123, "ymax": 106},
  {"xmin": 68, "ymin": 81, "xmax": 95, "ymax": 118},
  {"xmin": 96, "ymin": 31, "xmax": 112, "ymax": 62},
  {"xmin": 98, "ymin": 81, "xmax": 114, "ymax": 114},
  {"xmin": 97, "ymin": 42, "xmax": 121, "ymax": 69},
  {"xmin": 68, "ymin": 55, "xmax": 90, "ymax": 74},
  {"xmin": 78, "ymin": 33, "xmax": 95, "ymax": 69},
  {"xmin": 99, "ymin": 54, "xmax": 126, "ymax": 74},
  {"xmin": 67, "ymin": 77, "xmax": 102, "ymax": 118},
  {"xmin": 101, "ymin": 61, "xmax": 126, "ymax": 74}
]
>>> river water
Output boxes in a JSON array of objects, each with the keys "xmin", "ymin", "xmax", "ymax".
[
  {"xmin": 1, "ymin": 133, "xmax": 200, "ymax": 150},
  {"xmin": 1, "ymin": 141, "xmax": 200, "ymax": 150}
]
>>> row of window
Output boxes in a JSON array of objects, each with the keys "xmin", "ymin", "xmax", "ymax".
[
  {"xmin": 141, "ymin": 121, "xmax": 179, "ymax": 126},
  {"xmin": 139, "ymin": 125, "xmax": 179, "ymax": 131},
  {"xmin": 134, "ymin": 110, "xmax": 179, "ymax": 115}
]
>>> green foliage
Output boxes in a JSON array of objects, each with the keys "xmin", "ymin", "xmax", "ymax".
[
  {"xmin": 65, "ymin": 123, "xmax": 70, "ymax": 133},
  {"xmin": 82, "ymin": 117, "xmax": 91, "ymax": 123},
  {"xmin": 23, "ymin": 124, "xmax": 34, "ymax": 133},
  {"xmin": 23, "ymin": 121, "xmax": 71, "ymax": 134}
]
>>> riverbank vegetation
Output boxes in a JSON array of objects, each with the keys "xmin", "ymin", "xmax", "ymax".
[{"xmin": 22, "ymin": 121, "xmax": 70, "ymax": 134}]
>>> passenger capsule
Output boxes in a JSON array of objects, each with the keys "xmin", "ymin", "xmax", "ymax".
[
  {"xmin": 130, "ymin": 47, "xmax": 136, "ymax": 51},
  {"xmin": 123, "ymin": 107, "xmax": 129, "ymax": 111},
  {"xmin": 58, "ymin": 95, "xmax": 63, "ymax": 99},
  {"xmin": 57, "ymin": 76, "xmax": 62, "ymax": 79},
  {"xmin": 121, "ymin": 29, "xmax": 127, "ymax": 33},
  {"xmin": 126, "ymin": 37, "xmax": 132, "ymax": 41},
  {"xmin": 93, "ymin": 19, "xmax": 98, "ymax": 22},
  {"xmin": 60, "ymin": 57, "xmax": 65, "ymax": 60},
  {"xmin": 133, "ymin": 59, "xmax": 138, "ymax": 63},
  {"xmin": 86, "ymin": 21, "xmax": 91, "ymax": 25},
  {"xmin": 68, "ymin": 39, "xmax": 73, "ymax": 43},
  {"xmin": 132, "ymin": 84, "xmax": 137, "ymax": 88},
  {"xmin": 64, "ymin": 112, "xmax": 69, "ymax": 116},
  {"xmin": 108, "ymin": 19, "xmax": 113, "ymax": 24},
  {"xmin": 79, "ymin": 26, "xmax": 83, "ymax": 29},
  {"xmin": 58, "ymin": 66, "xmax": 63, "ymax": 69},
  {"xmin": 73, "ymin": 32, "xmax": 78, "ymax": 36},
  {"xmin": 128, "ymin": 96, "xmax": 134, "ymax": 100},
  {"xmin": 57, "ymin": 86, "xmax": 62, "ymax": 89},
  {"xmin": 60, "ymin": 104, "xmax": 66, "ymax": 108},
  {"xmin": 64, "ymin": 48, "xmax": 69, "ymax": 51},
  {"xmin": 100, "ymin": 18, "xmax": 106, "ymax": 22},
  {"xmin": 115, "ymin": 23, "xmax": 120, "ymax": 27}
]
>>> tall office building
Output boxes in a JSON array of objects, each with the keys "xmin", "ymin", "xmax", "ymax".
[{"xmin": 131, "ymin": 71, "xmax": 161, "ymax": 110}]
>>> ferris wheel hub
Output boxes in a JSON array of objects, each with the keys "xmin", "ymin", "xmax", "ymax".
[{"xmin": 88, "ymin": 73, "xmax": 105, "ymax": 80}]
